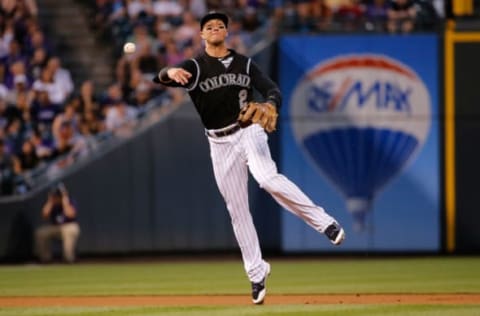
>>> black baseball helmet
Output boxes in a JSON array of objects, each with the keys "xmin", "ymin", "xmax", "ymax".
[{"xmin": 200, "ymin": 11, "xmax": 229, "ymax": 30}]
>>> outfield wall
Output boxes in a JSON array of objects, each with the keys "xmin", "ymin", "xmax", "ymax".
[
  {"xmin": 0, "ymin": 104, "xmax": 281, "ymax": 262},
  {"xmin": 1, "ymin": 31, "xmax": 479, "ymax": 261}
]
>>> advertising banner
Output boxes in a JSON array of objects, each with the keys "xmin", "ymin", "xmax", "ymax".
[{"xmin": 279, "ymin": 35, "xmax": 440, "ymax": 251}]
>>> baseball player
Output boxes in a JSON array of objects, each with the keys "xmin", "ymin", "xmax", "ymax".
[{"xmin": 153, "ymin": 11, "xmax": 345, "ymax": 305}]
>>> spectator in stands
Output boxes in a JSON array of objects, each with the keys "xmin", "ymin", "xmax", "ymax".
[
  {"xmin": 293, "ymin": 0, "xmax": 315, "ymax": 32},
  {"xmin": 9, "ymin": 1, "xmax": 37, "ymax": 36},
  {"xmin": 3, "ymin": 41, "xmax": 28, "ymax": 87},
  {"xmin": 188, "ymin": 0, "xmax": 208, "ymax": 19},
  {"xmin": 2, "ymin": 88, "xmax": 21, "ymax": 122},
  {"xmin": 33, "ymin": 67, "xmax": 69, "ymax": 106},
  {"xmin": 226, "ymin": 18, "xmax": 250, "ymax": 54},
  {"xmin": 13, "ymin": 138, "xmax": 39, "ymax": 174},
  {"xmin": 126, "ymin": 0, "xmax": 153, "ymax": 22},
  {"xmin": 152, "ymin": 19, "xmax": 173, "ymax": 57},
  {"xmin": 15, "ymin": 92, "xmax": 32, "ymax": 127},
  {"xmin": 6, "ymin": 61, "xmax": 28, "ymax": 91},
  {"xmin": 79, "ymin": 108, "xmax": 105, "ymax": 137},
  {"xmin": 116, "ymin": 23, "xmax": 156, "ymax": 92},
  {"xmin": 6, "ymin": 74, "xmax": 29, "ymax": 105},
  {"xmin": 175, "ymin": 11, "xmax": 199, "ymax": 48},
  {"xmin": 105, "ymin": 98, "xmax": 137, "ymax": 135},
  {"xmin": 52, "ymin": 102, "xmax": 80, "ymax": 144},
  {"xmin": 0, "ymin": 137, "xmax": 17, "ymax": 195},
  {"xmin": 92, "ymin": 0, "xmax": 113, "ymax": 35},
  {"xmin": 46, "ymin": 56, "xmax": 74, "ymax": 105},
  {"xmin": 310, "ymin": 0, "xmax": 333, "ymax": 32},
  {"xmin": 48, "ymin": 124, "xmax": 73, "ymax": 168},
  {"xmin": 102, "ymin": 0, "xmax": 130, "ymax": 51},
  {"xmin": 3, "ymin": 117, "xmax": 23, "ymax": 154},
  {"xmin": 77, "ymin": 82, "xmax": 104, "ymax": 140},
  {"xmin": 241, "ymin": 6, "xmax": 262, "ymax": 32},
  {"xmin": 126, "ymin": 23, "xmax": 155, "ymax": 57},
  {"xmin": 101, "ymin": 83, "xmax": 124, "ymax": 109},
  {"xmin": 241, "ymin": 0, "xmax": 271, "ymax": 23},
  {"xmin": 29, "ymin": 88, "xmax": 61, "ymax": 140},
  {"xmin": 30, "ymin": 128, "xmax": 52, "ymax": 162},
  {"xmin": 335, "ymin": 0, "xmax": 365, "ymax": 31},
  {"xmin": 0, "ymin": 16, "xmax": 14, "ymax": 59},
  {"xmin": 115, "ymin": 57, "xmax": 132, "ymax": 97},
  {"xmin": 66, "ymin": 95, "xmax": 83, "ymax": 118},
  {"xmin": 59, "ymin": 119, "xmax": 87, "ymax": 153},
  {"xmin": 387, "ymin": 0, "xmax": 417, "ymax": 34},
  {"xmin": 1, "ymin": 0, "xmax": 38, "ymax": 18},
  {"xmin": 205, "ymin": 0, "xmax": 221, "ymax": 10},
  {"xmin": 79, "ymin": 80, "xmax": 98, "ymax": 112},
  {"xmin": 28, "ymin": 47, "xmax": 48, "ymax": 80},
  {"xmin": 364, "ymin": 0, "xmax": 389, "ymax": 32},
  {"xmin": 226, "ymin": 31, "xmax": 247, "ymax": 54},
  {"xmin": 269, "ymin": 0, "xmax": 285, "ymax": 30},
  {"xmin": 414, "ymin": 0, "xmax": 439, "ymax": 31},
  {"xmin": 152, "ymin": 0, "xmax": 184, "ymax": 23},
  {"xmin": 23, "ymin": 17, "xmax": 43, "ymax": 44},
  {"xmin": 133, "ymin": 41, "xmax": 161, "ymax": 79},
  {"xmin": 126, "ymin": 67, "xmax": 146, "ymax": 100},
  {"xmin": 0, "ymin": 95, "xmax": 7, "ymax": 131},
  {"xmin": 48, "ymin": 119, "xmax": 88, "ymax": 174},
  {"xmin": 35, "ymin": 182, "xmax": 80, "ymax": 263},
  {"xmin": 24, "ymin": 29, "xmax": 52, "ymax": 58},
  {"xmin": 109, "ymin": 0, "xmax": 128, "ymax": 25},
  {"xmin": 131, "ymin": 80, "xmax": 152, "ymax": 109},
  {"xmin": 164, "ymin": 39, "xmax": 184, "ymax": 65},
  {"xmin": 0, "ymin": 62, "xmax": 5, "ymax": 84},
  {"xmin": 270, "ymin": 0, "xmax": 303, "ymax": 33}
]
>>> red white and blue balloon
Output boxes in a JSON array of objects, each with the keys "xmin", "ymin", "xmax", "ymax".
[{"xmin": 290, "ymin": 55, "xmax": 431, "ymax": 231}]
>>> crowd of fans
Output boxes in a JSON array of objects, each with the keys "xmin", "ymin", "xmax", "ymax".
[
  {"xmin": 0, "ymin": 0, "xmax": 179, "ymax": 196},
  {"xmin": 268, "ymin": 0, "xmax": 442, "ymax": 33},
  {"xmin": 92, "ymin": 0, "xmax": 442, "ymax": 57},
  {"xmin": 0, "ymin": 0, "xmax": 444, "ymax": 196}
]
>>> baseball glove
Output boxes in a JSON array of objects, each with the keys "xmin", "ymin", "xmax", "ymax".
[{"xmin": 238, "ymin": 102, "xmax": 278, "ymax": 133}]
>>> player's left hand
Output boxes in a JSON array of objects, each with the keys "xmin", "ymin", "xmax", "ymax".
[{"xmin": 238, "ymin": 102, "xmax": 278, "ymax": 133}]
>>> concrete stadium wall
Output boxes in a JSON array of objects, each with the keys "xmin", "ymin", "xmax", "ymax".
[{"xmin": 0, "ymin": 104, "xmax": 282, "ymax": 262}]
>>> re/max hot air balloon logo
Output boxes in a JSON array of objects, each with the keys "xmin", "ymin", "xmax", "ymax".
[{"xmin": 290, "ymin": 54, "xmax": 431, "ymax": 231}]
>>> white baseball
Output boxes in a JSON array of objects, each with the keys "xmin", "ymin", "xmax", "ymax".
[{"xmin": 123, "ymin": 42, "xmax": 136, "ymax": 54}]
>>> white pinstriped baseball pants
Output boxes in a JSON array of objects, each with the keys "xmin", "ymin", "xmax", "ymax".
[{"xmin": 208, "ymin": 123, "xmax": 337, "ymax": 283}]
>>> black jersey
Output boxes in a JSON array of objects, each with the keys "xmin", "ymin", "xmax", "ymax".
[{"xmin": 154, "ymin": 49, "xmax": 282, "ymax": 129}]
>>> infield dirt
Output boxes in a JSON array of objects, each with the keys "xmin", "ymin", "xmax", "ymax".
[{"xmin": 1, "ymin": 294, "xmax": 479, "ymax": 307}]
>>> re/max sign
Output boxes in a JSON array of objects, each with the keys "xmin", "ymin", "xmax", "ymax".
[{"xmin": 307, "ymin": 80, "xmax": 412, "ymax": 114}]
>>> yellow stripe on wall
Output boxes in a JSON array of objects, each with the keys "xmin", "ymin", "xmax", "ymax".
[{"xmin": 444, "ymin": 27, "xmax": 455, "ymax": 253}]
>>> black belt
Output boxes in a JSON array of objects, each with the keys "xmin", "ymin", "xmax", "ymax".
[{"xmin": 207, "ymin": 123, "xmax": 241, "ymax": 138}]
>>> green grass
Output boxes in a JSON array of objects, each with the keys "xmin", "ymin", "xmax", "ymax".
[
  {"xmin": 0, "ymin": 257, "xmax": 479, "ymax": 296},
  {"xmin": 0, "ymin": 257, "xmax": 479, "ymax": 315},
  {"xmin": 1, "ymin": 305, "xmax": 480, "ymax": 316}
]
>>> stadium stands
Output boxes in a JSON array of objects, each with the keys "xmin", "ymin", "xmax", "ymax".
[{"xmin": 0, "ymin": 0, "xmax": 448, "ymax": 197}]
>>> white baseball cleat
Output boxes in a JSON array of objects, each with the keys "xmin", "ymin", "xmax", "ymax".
[
  {"xmin": 251, "ymin": 263, "xmax": 271, "ymax": 305},
  {"xmin": 325, "ymin": 222, "xmax": 346, "ymax": 245}
]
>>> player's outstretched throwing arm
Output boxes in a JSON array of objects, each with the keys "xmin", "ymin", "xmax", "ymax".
[{"xmin": 153, "ymin": 61, "xmax": 197, "ymax": 88}]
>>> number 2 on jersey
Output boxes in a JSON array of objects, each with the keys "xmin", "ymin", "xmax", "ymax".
[{"xmin": 239, "ymin": 89, "xmax": 248, "ymax": 108}]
